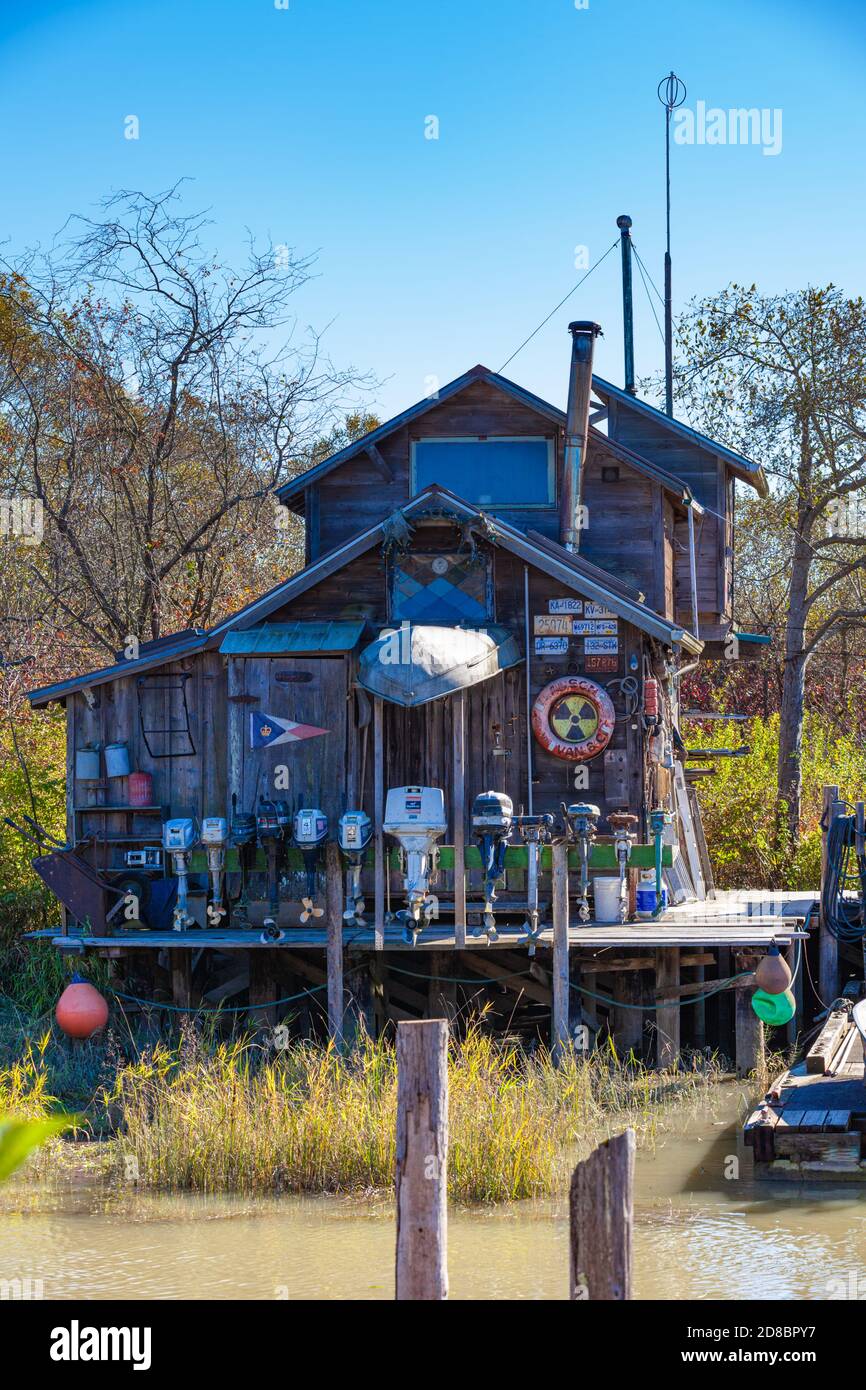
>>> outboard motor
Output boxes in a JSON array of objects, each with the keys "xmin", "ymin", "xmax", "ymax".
[
  {"xmin": 163, "ymin": 817, "xmax": 198, "ymax": 930},
  {"xmin": 513, "ymin": 811, "xmax": 554, "ymax": 950},
  {"xmin": 201, "ymin": 816, "xmax": 229, "ymax": 925},
  {"xmin": 562, "ymin": 802, "xmax": 601, "ymax": 922},
  {"xmin": 608, "ymin": 810, "xmax": 639, "ymax": 923},
  {"xmin": 230, "ymin": 793, "xmax": 257, "ymax": 929},
  {"xmin": 471, "ymin": 791, "xmax": 513, "ymax": 941},
  {"xmin": 293, "ymin": 808, "xmax": 328, "ymax": 923},
  {"xmin": 338, "ymin": 810, "xmax": 373, "ymax": 925},
  {"xmin": 257, "ymin": 797, "xmax": 287, "ymax": 936},
  {"xmin": 384, "ymin": 786, "xmax": 447, "ymax": 946}
]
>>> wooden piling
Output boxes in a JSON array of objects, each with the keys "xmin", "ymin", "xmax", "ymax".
[
  {"xmin": 819, "ymin": 784, "xmax": 840, "ymax": 1005},
  {"xmin": 569, "ymin": 1128, "xmax": 635, "ymax": 1300},
  {"xmin": 326, "ymin": 840, "xmax": 344, "ymax": 1043},
  {"xmin": 735, "ymin": 973, "xmax": 764, "ymax": 1076},
  {"xmin": 373, "ymin": 696, "xmax": 385, "ymax": 951},
  {"xmin": 248, "ymin": 950, "xmax": 277, "ymax": 1029},
  {"xmin": 551, "ymin": 840, "xmax": 570, "ymax": 1063},
  {"xmin": 452, "ymin": 691, "xmax": 466, "ymax": 949},
  {"xmin": 395, "ymin": 1019, "xmax": 448, "ymax": 1301},
  {"xmin": 171, "ymin": 949, "xmax": 192, "ymax": 1013},
  {"xmin": 613, "ymin": 969, "xmax": 643, "ymax": 1056},
  {"xmin": 654, "ymin": 947, "xmax": 680, "ymax": 1068}
]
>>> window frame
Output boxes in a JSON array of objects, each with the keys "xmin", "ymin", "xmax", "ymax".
[{"xmin": 409, "ymin": 435, "xmax": 556, "ymax": 509}]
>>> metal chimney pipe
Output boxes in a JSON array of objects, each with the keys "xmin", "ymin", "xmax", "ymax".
[
  {"xmin": 616, "ymin": 215, "xmax": 635, "ymax": 395},
  {"xmin": 560, "ymin": 320, "xmax": 602, "ymax": 552}
]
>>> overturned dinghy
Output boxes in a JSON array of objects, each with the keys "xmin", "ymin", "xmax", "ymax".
[{"xmin": 357, "ymin": 623, "xmax": 522, "ymax": 708}]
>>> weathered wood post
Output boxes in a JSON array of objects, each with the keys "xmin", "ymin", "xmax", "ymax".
[
  {"xmin": 395, "ymin": 1019, "xmax": 448, "ymax": 1301},
  {"xmin": 452, "ymin": 691, "xmax": 466, "ymax": 950},
  {"xmin": 569, "ymin": 1128, "xmax": 635, "ymax": 1300},
  {"xmin": 373, "ymin": 696, "xmax": 385, "ymax": 951},
  {"xmin": 325, "ymin": 840, "xmax": 345, "ymax": 1043},
  {"xmin": 552, "ymin": 839, "xmax": 570, "ymax": 1063},
  {"xmin": 654, "ymin": 947, "xmax": 680, "ymax": 1068},
  {"xmin": 735, "ymin": 967, "xmax": 764, "ymax": 1076},
  {"xmin": 171, "ymin": 949, "xmax": 192, "ymax": 1013},
  {"xmin": 819, "ymin": 784, "xmax": 840, "ymax": 1005}
]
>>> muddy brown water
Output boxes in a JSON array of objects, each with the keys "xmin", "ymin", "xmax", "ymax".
[{"xmin": 2, "ymin": 1084, "xmax": 865, "ymax": 1300}]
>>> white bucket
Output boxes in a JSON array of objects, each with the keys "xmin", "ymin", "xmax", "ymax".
[
  {"xmin": 593, "ymin": 876, "xmax": 622, "ymax": 924},
  {"xmin": 104, "ymin": 742, "xmax": 130, "ymax": 778}
]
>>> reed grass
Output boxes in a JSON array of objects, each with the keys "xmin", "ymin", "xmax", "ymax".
[{"xmin": 108, "ymin": 1019, "xmax": 724, "ymax": 1203}]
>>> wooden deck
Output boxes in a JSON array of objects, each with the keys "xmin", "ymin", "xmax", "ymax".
[{"xmin": 745, "ymin": 1005, "xmax": 866, "ymax": 1182}]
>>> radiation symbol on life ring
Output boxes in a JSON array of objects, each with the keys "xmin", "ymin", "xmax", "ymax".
[{"xmin": 531, "ymin": 676, "xmax": 615, "ymax": 762}]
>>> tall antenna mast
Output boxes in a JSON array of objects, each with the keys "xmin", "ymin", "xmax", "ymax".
[{"xmin": 657, "ymin": 71, "xmax": 686, "ymax": 418}]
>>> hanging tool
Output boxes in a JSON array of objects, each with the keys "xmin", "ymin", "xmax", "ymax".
[
  {"xmin": 338, "ymin": 810, "xmax": 373, "ymax": 925},
  {"xmin": 561, "ymin": 802, "xmax": 600, "ymax": 922},
  {"xmin": 384, "ymin": 786, "xmax": 447, "ymax": 946},
  {"xmin": 257, "ymin": 797, "xmax": 288, "ymax": 936},
  {"xmin": 293, "ymin": 808, "xmax": 328, "ymax": 923},
  {"xmin": 513, "ymin": 810, "xmax": 555, "ymax": 949},
  {"xmin": 607, "ymin": 811, "xmax": 639, "ymax": 924},
  {"xmin": 162, "ymin": 818, "xmax": 198, "ymax": 930},
  {"xmin": 470, "ymin": 791, "xmax": 513, "ymax": 941},
  {"xmin": 230, "ymin": 793, "xmax": 257, "ymax": 929},
  {"xmin": 201, "ymin": 816, "xmax": 229, "ymax": 924}
]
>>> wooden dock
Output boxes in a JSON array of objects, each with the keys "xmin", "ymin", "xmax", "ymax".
[{"xmin": 745, "ymin": 1004, "xmax": 866, "ymax": 1181}]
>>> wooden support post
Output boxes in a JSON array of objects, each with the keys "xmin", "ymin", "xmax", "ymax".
[
  {"xmin": 654, "ymin": 947, "xmax": 680, "ymax": 1069},
  {"xmin": 373, "ymin": 698, "xmax": 385, "ymax": 951},
  {"xmin": 428, "ymin": 952, "xmax": 457, "ymax": 1021},
  {"xmin": 735, "ymin": 976, "xmax": 764, "ymax": 1077},
  {"xmin": 395, "ymin": 1020, "xmax": 448, "ymax": 1301},
  {"xmin": 716, "ymin": 945, "xmax": 733, "ymax": 1058},
  {"xmin": 570, "ymin": 951, "xmax": 584, "ymax": 1051},
  {"xmin": 691, "ymin": 964, "xmax": 706, "ymax": 1051},
  {"xmin": 613, "ymin": 969, "xmax": 644, "ymax": 1057},
  {"xmin": 171, "ymin": 949, "xmax": 192, "ymax": 1014},
  {"xmin": 570, "ymin": 1129, "xmax": 635, "ymax": 1301},
  {"xmin": 346, "ymin": 954, "xmax": 376, "ymax": 1044},
  {"xmin": 786, "ymin": 940, "xmax": 802, "ymax": 1048},
  {"xmin": 452, "ymin": 691, "xmax": 466, "ymax": 949},
  {"xmin": 326, "ymin": 841, "xmax": 345, "ymax": 1043},
  {"xmin": 819, "ymin": 784, "xmax": 840, "ymax": 1006},
  {"xmin": 248, "ymin": 950, "xmax": 277, "ymax": 1030},
  {"xmin": 552, "ymin": 840, "xmax": 570, "ymax": 1063}
]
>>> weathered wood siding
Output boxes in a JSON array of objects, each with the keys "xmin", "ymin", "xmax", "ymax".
[
  {"xmin": 69, "ymin": 650, "xmax": 227, "ymax": 875},
  {"xmin": 312, "ymin": 380, "xmax": 563, "ymax": 557},
  {"xmin": 607, "ymin": 396, "xmax": 733, "ymax": 636}
]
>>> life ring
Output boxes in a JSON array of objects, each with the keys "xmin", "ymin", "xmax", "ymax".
[{"xmin": 531, "ymin": 676, "xmax": 615, "ymax": 761}]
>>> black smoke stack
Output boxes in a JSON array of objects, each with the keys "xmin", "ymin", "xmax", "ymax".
[{"xmin": 560, "ymin": 320, "xmax": 602, "ymax": 552}]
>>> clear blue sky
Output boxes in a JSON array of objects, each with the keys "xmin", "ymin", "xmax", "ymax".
[{"xmin": 1, "ymin": 0, "xmax": 864, "ymax": 421}]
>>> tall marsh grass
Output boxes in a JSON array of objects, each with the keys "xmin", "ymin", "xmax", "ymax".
[{"xmin": 110, "ymin": 1021, "xmax": 723, "ymax": 1203}]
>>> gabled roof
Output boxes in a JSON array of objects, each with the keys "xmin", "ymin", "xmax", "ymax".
[
  {"xmin": 27, "ymin": 483, "xmax": 701, "ymax": 705},
  {"xmin": 276, "ymin": 361, "xmax": 760, "ymax": 507},
  {"xmin": 591, "ymin": 376, "xmax": 768, "ymax": 496},
  {"xmin": 276, "ymin": 364, "xmax": 566, "ymax": 507}
]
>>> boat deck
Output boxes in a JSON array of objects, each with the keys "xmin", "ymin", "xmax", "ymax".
[{"xmin": 745, "ymin": 1005, "xmax": 866, "ymax": 1182}]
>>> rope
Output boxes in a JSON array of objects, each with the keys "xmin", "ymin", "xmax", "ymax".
[
  {"xmin": 497, "ymin": 240, "xmax": 618, "ymax": 373},
  {"xmin": 571, "ymin": 971, "xmax": 754, "ymax": 1012}
]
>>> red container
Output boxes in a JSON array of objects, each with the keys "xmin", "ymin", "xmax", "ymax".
[
  {"xmin": 56, "ymin": 976, "xmax": 109, "ymax": 1039},
  {"xmin": 128, "ymin": 771, "xmax": 153, "ymax": 807}
]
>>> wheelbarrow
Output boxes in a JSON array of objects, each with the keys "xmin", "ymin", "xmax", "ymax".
[{"xmin": 5, "ymin": 816, "xmax": 124, "ymax": 936}]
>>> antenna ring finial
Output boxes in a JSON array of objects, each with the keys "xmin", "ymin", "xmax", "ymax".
[{"xmin": 657, "ymin": 71, "xmax": 687, "ymax": 111}]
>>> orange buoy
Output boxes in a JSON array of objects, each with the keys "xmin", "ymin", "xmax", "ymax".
[
  {"xmin": 56, "ymin": 974, "xmax": 109, "ymax": 1039},
  {"xmin": 754, "ymin": 942, "xmax": 792, "ymax": 996}
]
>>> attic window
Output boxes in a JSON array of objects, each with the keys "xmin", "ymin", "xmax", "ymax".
[
  {"xmin": 601, "ymin": 465, "xmax": 620, "ymax": 484},
  {"xmin": 411, "ymin": 437, "xmax": 554, "ymax": 507}
]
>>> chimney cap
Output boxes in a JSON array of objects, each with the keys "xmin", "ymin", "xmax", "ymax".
[
  {"xmin": 568, "ymin": 320, "xmax": 602, "ymax": 337},
  {"xmin": 616, "ymin": 214, "xmax": 632, "ymax": 230}
]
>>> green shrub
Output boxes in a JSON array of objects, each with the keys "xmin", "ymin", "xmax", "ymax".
[{"xmin": 685, "ymin": 712, "xmax": 866, "ymax": 889}]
